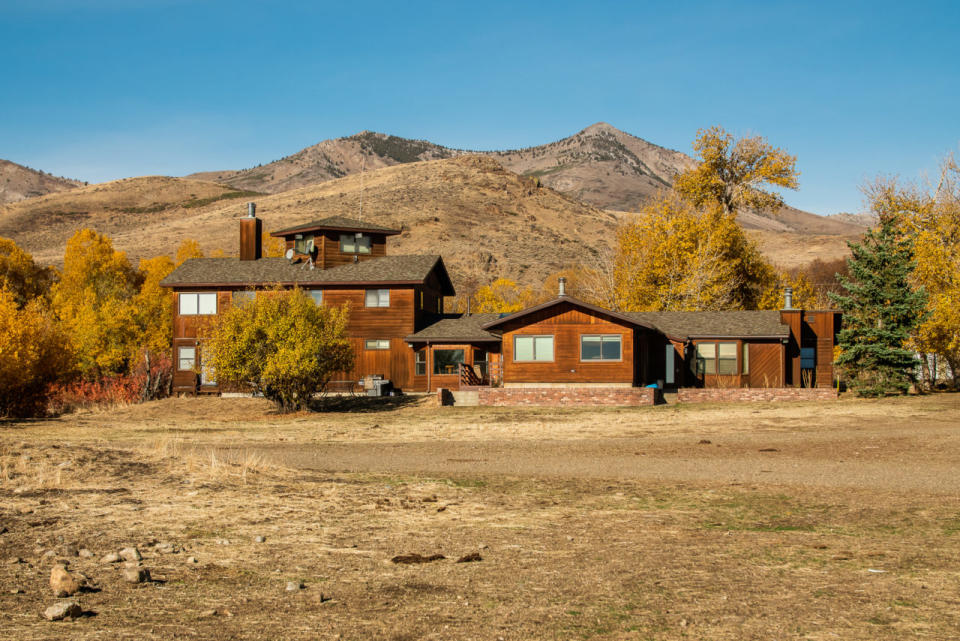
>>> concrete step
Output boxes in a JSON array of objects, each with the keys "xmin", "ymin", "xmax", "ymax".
[{"xmin": 451, "ymin": 390, "xmax": 479, "ymax": 407}]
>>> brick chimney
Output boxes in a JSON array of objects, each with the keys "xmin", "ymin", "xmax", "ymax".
[{"xmin": 239, "ymin": 202, "xmax": 262, "ymax": 261}]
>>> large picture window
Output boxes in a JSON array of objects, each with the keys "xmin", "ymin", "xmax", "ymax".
[
  {"xmin": 580, "ymin": 335, "xmax": 622, "ymax": 361},
  {"xmin": 696, "ymin": 342, "xmax": 738, "ymax": 375},
  {"xmin": 433, "ymin": 349, "xmax": 464, "ymax": 375},
  {"xmin": 340, "ymin": 234, "xmax": 372, "ymax": 254},
  {"xmin": 179, "ymin": 292, "xmax": 217, "ymax": 315},
  {"xmin": 365, "ymin": 289, "xmax": 389, "ymax": 307},
  {"xmin": 514, "ymin": 335, "xmax": 554, "ymax": 362}
]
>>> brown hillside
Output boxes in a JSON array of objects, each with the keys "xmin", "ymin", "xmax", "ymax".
[
  {"xmin": 2, "ymin": 158, "xmax": 617, "ymax": 288},
  {"xmin": 0, "ymin": 159, "xmax": 82, "ymax": 205},
  {"xmin": 0, "ymin": 176, "xmax": 258, "ymax": 265}
]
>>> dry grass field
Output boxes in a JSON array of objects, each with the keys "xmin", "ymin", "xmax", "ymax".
[{"xmin": 1, "ymin": 394, "xmax": 959, "ymax": 640}]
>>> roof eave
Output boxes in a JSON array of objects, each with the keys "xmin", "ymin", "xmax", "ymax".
[
  {"xmin": 271, "ymin": 225, "xmax": 401, "ymax": 237},
  {"xmin": 161, "ymin": 279, "xmax": 427, "ymax": 289},
  {"xmin": 404, "ymin": 336, "xmax": 502, "ymax": 343}
]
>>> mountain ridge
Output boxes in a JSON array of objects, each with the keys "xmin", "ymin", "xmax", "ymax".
[{"xmin": 0, "ymin": 159, "xmax": 83, "ymax": 205}]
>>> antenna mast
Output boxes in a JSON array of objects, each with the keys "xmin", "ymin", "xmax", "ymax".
[{"xmin": 359, "ymin": 156, "xmax": 365, "ymax": 221}]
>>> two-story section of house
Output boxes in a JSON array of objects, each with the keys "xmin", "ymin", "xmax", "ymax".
[{"xmin": 160, "ymin": 204, "xmax": 454, "ymax": 394}]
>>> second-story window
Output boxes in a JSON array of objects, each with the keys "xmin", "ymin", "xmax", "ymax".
[
  {"xmin": 294, "ymin": 234, "xmax": 314, "ymax": 254},
  {"xmin": 341, "ymin": 233, "xmax": 372, "ymax": 254},
  {"xmin": 179, "ymin": 292, "xmax": 217, "ymax": 315},
  {"xmin": 365, "ymin": 289, "xmax": 389, "ymax": 307},
  {"xmin": 309, "ymin": 290, "xmax": 323, "ymax": 305}
]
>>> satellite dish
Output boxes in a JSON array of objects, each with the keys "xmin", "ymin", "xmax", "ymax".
[{"xmin": 285, "ymin": 248, "xmax": 295, "ymax": 261}]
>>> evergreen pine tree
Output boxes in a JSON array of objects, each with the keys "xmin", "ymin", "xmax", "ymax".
[{"xmin": 829, "ymin": 214, "xmax": 927, "ymax": 396}]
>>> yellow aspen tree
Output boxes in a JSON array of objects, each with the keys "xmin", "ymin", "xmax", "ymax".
[
  {"xmin": 472, "ymin": 278, "xmax": 537, "ymax": 313},
  {"xmin": 674, "ymin": 126, "xmax": 799, "ymax": 215},
  {"xmin": 0, "ymin": 237, "xmax": 54, "ymax": 306}
]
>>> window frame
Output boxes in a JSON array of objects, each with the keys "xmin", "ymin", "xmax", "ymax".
[
  {"xmin": 513, "ymin": 334, "xmax": 555, "ymax": 363},
  {"xmin": 177, "ymin": 346, "xmax": 196, "ymax": 371},
  {"xmin": 231, "ymin": 290, "xmax": 256, "ymax": 305},
  {"xmin": 340, "ymin": 233, "xmax": 372, "ymax": 255},
  {"xmin": 717, "ymin": 342, "xmax": 738, "ymax": 376},
  {"xmin": 579, "ymin": 334, "xmax": 623, "ymax": 362},
  {"xmin": 294, "ymin": 234, "xmax": 315, "ymax": 254},
  {"xmin": 364, "ymin": 289, "xmax": 390, "ymax": 308},
  {"xmin": 433, "ymin": 348, "xmax": 465, "ymax": 376},
  {"xmin": 178, "ymin": 292, "xmax": 217, "ymax": 316},
  {"xmin": 364, "ymin": 339, "xmax": 391, "ymax": 350},
  {"xmin": 695, "ymin": 341, "xmax": 740, "ymax": 376},
  {"xmin": 414, "ymin": 349, "xmax": 427, "ymax": 376},
  {"xmin": 309, "ymin": 289, "xmax": 323, "ymax": 306}
]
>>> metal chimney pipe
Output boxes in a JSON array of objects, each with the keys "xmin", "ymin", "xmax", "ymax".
[
  {"xmin": 784, "ymin": 286, "xmax": 793, "ymax": 310},
  {"xmin": 247, "ymin": 202, "xmax": 256, "ymax": 218},
  {"xmin": 558, "ymin": 277, "xmax": 567, "ymax": 297}
]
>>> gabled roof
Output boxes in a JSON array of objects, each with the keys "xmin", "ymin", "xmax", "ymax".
[
  {"xmin": 271, "ymin": 216, "xmax": 401, "ymax": 237},
  {"xmin": 480, "ymin": 296, "xmax": 658, "ymax": 331},
  {"xmin": 406, "ymin": 313, "xmax": 502, "ymax": 343},
  {"xmin": 480, "ymin": 296, "xmax": 790, "ymax": 340},
  {"xmin": 160, "ymin": 254, "xmax": 455, "ymax": 295}
]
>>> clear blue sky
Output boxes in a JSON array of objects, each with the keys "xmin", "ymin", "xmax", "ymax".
[{"xmin": 2, "ymin": 0, "xmax": 957, "ymax": 215}]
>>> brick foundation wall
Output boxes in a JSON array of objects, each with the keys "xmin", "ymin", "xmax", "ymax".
[
  {"xmin": 677, "ymin": 387, "xmax": 838, "ymax": 403},
  {"xmin": 478, "ymin": 387, "xmax": 657, "ymax": 407}
]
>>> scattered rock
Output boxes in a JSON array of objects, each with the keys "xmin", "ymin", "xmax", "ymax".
[
  {"xmin": 436, "ymin": 506, "xmax": 447, "ymax": 513},
  {"xmin": 50, "ymin": 564, "xmax": 83, "ymax": 597},
  {"xmin": 119, "ymin": 547, "xmax": 141, "ymax": 562},
  {"xmin": 390, "ymin": 553, "xmax": 445, "ymax": 564},
  {"xmin": 154, "ymin": 542, "xmax": 177, "ymax": 554},
  {"xmin": 698, "ymin": 439, "xmax": 712, "ymax": 445},
  {"xmin": 57, "ymin": 461, "xmax": 72, "ymax": 469},
  {"xmin": 0, "ymin": 525, "xmax": 7, "ymax": 535},
  {"xmin": 101, "ymin": 553, "xmax": 121, "ymax": 564},
  {"xmin": 11, "ymin": 588, "xmax": 24, "ymax": 594},
  {"xmin": 456, "ymin": 552, "xmax": 483, "ymax": 563},
  {"xmin": 9, "ymin": 557, "xmax": 23, "ymax": 564},
  {"xmin": 187, "ymin": 556, "xmax": 198, "ymax": 564},
  {"xmin": 122, "ymin": 567, "xmax": 150, "ymax": 583},
  {"xmin": 215, "ymin": 538, "xmax": 231, "ymax": 546},
  {"xmin": 421, "ymin": 496, "xmax": 438, "ymax": 503},
  {"xmin": 758, "ymin": 448, "xmax": 780, "ymax": 452},
  {"xmin": 57, "ymin": 545, "xmax": 79, "ymax": 558},
  {"xmin": 200, "ymin": 609, "xmax": 218, "ymax": 617},
  {"xmin": 478, "ymin": 543, "xmax": 489, "ymax": 550},
  {"xmin": 286, "ymin": 581, "xmax": 303, "ymax": 592},
  {"xmin": 78, "ymin": 549, "xmax": 94, "ymax": 558},
  {"xmin": 566, "ymin": 536, "xmax": 575, "ymax": 542},
  {"xmin": 253, "ymin": 535, "xmax": 266, "ymax": 543},
  {"xmin": 43, "ymin": 550, "xmax": 56, "ymax": 558},
  {"xmin": 44, "ymin": 600, "xmax": 82, "ymax": 621}
]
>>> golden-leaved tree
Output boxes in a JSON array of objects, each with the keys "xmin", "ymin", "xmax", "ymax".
[
  {"xmin": 175, "ymin": 238, "xmax": 205, "ymax": 266},
  {"xmin": 471, "ymin": 278, "xmax": 538, "ymax": 313},
  {"xmin": 612, "ymin": 194, "xmax": 775, "ymax": 311},
  {"xmin": 0, "ymin": 287, "xmax": 72, "ymax": 417},
  {"xmin": 867, "ymin": 163, "xmax": 960, "ymax": 388},
  {"xmin": 674, "ymin": 125, "xmax": 799, "ymax": 215},
  {"xmin": 0, "ymin": 237, "xmax": 54, "ymax": 307},
  {"xmin": 757, "ymin": 270, "xmax": 817, "ymax": 311},
  {"xmin": 50, "ymin": 229, "xmax": 139, "ymax": 378},
  {"xmin": 203, "ymin": 289, "xmax": 354, "ymax": 412}
]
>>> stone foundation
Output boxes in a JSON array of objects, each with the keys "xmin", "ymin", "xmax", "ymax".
[
  {"xmin": 478, "ymin": 387, "xmax": 657, "ymax": 407},
  {"xmin": 677, "ymin": 387, "xmax": 838, "ymax": 403}
]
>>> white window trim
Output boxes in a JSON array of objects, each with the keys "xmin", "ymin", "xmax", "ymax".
[
  {"xmin": 365, "ymin": 289, "xmax": 390, "ymax": 308},
  {"xmin": 513, "ymin": 334, "xmax": 555, "ymax": 363},
  {"xmin": 179, "ymin": 292, "xmax": 217, "ymax": 316},
  {"xmin": 364, "ymin": 339, "xmax": 391, "ymax": 350},
  {"xmin": 579, "ymin": 334, "xmax": 623, "ymax": 362},
  {"xmin": 177, "ymin": 346, "xmax": 196, "ymax": 371}
]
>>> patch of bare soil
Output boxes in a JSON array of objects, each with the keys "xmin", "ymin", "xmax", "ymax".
[{"xmin": 1, "ymin": 395, "xmax": 959, "ymax": 639}]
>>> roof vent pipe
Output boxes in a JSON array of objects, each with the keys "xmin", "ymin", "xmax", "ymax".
[
  {"xmin": 558, "ymin": 277, "xmax": 567, "ymax": 297},
  {"xmin": 783, "ymin": 286, "xmax": 793, "ymax": 310},
  {"xmin": 247, "ymin": 202, "xmax": 256, "ymax": 218}
]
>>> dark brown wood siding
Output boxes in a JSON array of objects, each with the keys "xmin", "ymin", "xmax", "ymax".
[
  {"xmin": 748, "ymin": 342, "xmax": 783, "ymax": 387},
  {"xmin": 498, "ymin": 303, "xmax": 635, "ymax": 385}
]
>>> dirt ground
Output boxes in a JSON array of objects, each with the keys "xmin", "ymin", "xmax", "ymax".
[{"xmin": 1, "ymin": 394, "xmax": 959, "ymax": 640}]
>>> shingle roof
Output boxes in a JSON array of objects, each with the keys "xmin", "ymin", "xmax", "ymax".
[
  {"xmin": 407, "ymin": 314, "xmax": 503, "ymax": 342},
  {"xmin": 160, "ymin": 254, "xmax": 451, "ymax": 291},
  {"xmin": 480, "ymin": 296, "xmax": 789, "ymax": 340},
  {"xmin": 272, "ymin": 216, "xmax": 401, "ymax": 236},
  {"xmin": 624, "ymin": 311, "xmax": 789, "ymax": 339}
]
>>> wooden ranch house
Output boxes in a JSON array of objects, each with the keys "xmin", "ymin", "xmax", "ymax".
[{"xmin": 160, "ymin": 205, "xmax": 841, "ymax": 403}]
